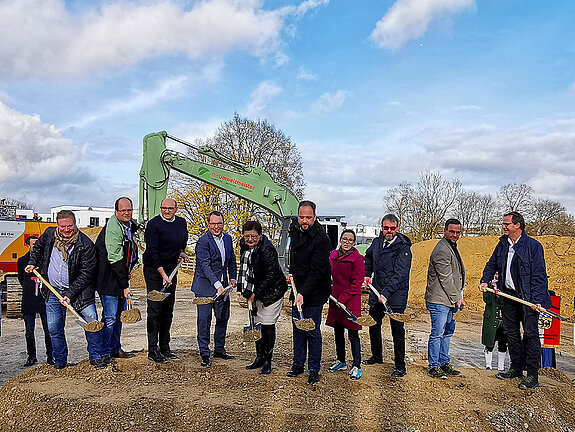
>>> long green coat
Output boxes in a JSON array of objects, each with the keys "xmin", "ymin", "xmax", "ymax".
[{"xmin": 481, "ymin": 291, "xmax": 502, "ymax": 348}]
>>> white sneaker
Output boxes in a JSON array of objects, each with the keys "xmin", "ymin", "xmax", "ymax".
[
  {"xmin": 329, "ymin": 361, "xmax": 347, "ymax": 371},
  {"xmin": 349, "ymin": 366, "xmax": 362, "ymax": 380}
]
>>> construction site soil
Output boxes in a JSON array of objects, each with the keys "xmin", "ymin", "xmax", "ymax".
[{"xmin": 1, "ymin": 235, "xmax": 575, "ymax": 431}]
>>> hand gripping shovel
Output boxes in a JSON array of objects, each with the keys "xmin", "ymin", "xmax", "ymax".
[
  {"xmin": 120, "ymin": 294, "xmax": 142, "ymax": 324},
  {"xmin": 484, "ymin": 286, "xmax": 575, "ymax": 323},
  {"xmin": 367, "ymin": 283, "xmax": 408, "ymax": 323},
  {"xmin": 329, "ymin": 295, "xmax": 376, "ymax": 327},
  {"xmin": 32, "ymin": 269, "xmax": 104, "ymax": 332},
  {"xmin": 243, "ymin": 299, "xmax": 262, "ymax": 342},
  {"xmin": 147, "ymin": 258, "xmax": 182, "ymax": 302},
  {"xmin": 192, "ymin": 285, "xmax": 232, "ymax": 305},
  {"xmin": 288, "ymin": 276, "xmax": 316, "ymax": 331}
]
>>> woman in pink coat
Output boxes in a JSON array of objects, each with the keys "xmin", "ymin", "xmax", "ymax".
[{"xmin": 326, "ymin": 229, "xmax": 365, "ymax": 380}]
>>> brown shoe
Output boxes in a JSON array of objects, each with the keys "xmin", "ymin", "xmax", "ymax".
[{"xmin": 111, "ymin": 350, "xmax": 134, "ymax": 359}]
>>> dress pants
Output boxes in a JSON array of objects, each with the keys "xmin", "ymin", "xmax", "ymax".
[
  {"xmin": 196, "ymin": 296, "xmax": 230, "ymax": 357},
  {"xmin": 368, "ymin": 302, "xmax": 406, "ymax": 371},
  {"xmin": 145, "ymin": 266, "xmax": 177, "ymax": 353}
]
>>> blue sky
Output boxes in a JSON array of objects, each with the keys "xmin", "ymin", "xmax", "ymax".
[{"xmin": 1, "ymin": 0, "xmax": 574, "ymax": 225}]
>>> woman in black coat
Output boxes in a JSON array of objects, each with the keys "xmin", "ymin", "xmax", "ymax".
[{"xmin": 237, "ymin": 220, "xmax": 288, "ymax": 374}]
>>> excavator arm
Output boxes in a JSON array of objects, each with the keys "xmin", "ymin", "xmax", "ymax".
[
  {"xmin": 138, "ymin": 131, "xmax": 300, "ymax": 268},
  {"xmin": 139, "ymin": 131, "xmax": 300, "ymax": 223}
]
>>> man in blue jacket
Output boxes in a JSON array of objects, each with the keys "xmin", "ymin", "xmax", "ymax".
[
  {"xmin": 480, "ymin": 211, "xmax": 551, "ymax": 390},
  {"xmin": 363, "ymin": 214, "xmax": 412, "ymax": 378},
  {"xmin": 191, "ymin": 210, "xmax": 237, "ymax": 367}
]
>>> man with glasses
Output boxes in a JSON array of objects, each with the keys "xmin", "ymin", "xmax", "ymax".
[
  {"xmin": 95, "ymin": 197, "xmax": 139, "ymax": 363},
  {"xmin": 363, "ymin": 214, "xmax": 412, "ymax": 378},
  {"xmin": 143, "ymin": 198, "xmax": 189, "ymax": 363},
  {"xmin": 479, "ymin": 212, "xmax": 551, "ymax": 390},
  {"xmin": 192, "ymin": 210, "xmax": 237, "ymax": 367},
  {"xmin": 425, "ymin": 218, "xmax": 466, "ymax": 379},
  {"xmin": 25, "ymin": 210, "xmax": 102, "ymax": 369}
]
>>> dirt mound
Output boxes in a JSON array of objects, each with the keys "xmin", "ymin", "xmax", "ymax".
[{"xmin": 410, "ymin": 235, "xmax": 575, "ymax": 315}]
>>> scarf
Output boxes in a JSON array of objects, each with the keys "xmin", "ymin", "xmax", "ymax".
[
  {"xmin": 54, "ymin": 228, "xmax": 79, "ymax": 261},
  {"xmin": 337, "ymin": 247, "xmax": 355, "ymax": 260}
]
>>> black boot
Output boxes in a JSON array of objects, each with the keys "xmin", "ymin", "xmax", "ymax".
[
  {"xmin": 246, "ymin": 338, "xmax": 265, "ymax": 370},
  {"xmin": 259, "ymin": 325, "xmax": 275, "ymax": 375}
]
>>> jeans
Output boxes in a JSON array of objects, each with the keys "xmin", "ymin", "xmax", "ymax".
[
  {"xmin": 46, "ymin": 293, "xmax": 103, "ymax": 365},
  {"xmin": 292, "ymin": 305, "xmax": 323, "ymax": 372},
  {"xmin": 196, "ymin": 297, "xmax": 230, "ymax": 356},
  {"xmin": 80, "ymin": 303, "xmax": 104, "ymax": 361},
  {"xmin": 46, "ymin": 293, "xmax": 69, "ymax": 366},
  {"xmin": 426, "ymin": 301, "xmax": 457, "ymax": 368},
  {"xmin": 23, "ymin": 312, "xmax": 52, "ymax": 360},
  {"xmin": 101, "ymin": 295, "xmax": 125, "ymax": 356}
]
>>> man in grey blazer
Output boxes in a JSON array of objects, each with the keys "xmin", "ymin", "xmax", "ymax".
[{"xmin": 425, "ymin": 218, "xmax": 466, "ymax": 379}]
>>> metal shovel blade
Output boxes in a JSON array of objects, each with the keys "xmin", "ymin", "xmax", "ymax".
[
  {"xmin": 193, "ymin": 296, "xmax": 214, "ymax": 305},
  {"xmin": 82, "ymin": 319, "xmax": 105, "ymax": 332},
  {"xmin": 243, "ymin": 325, "xmax": 262, "ymax": 342},
  {"xmin": 355, "ymin": 315, "xmax": 377, "ymax": 326},
  {"xmin": 120, "ymin": 308, "xmax": 142, "ymax": 324},
  {"xmin": 147, "ymin": 290, "xmax": 171, "ymax": 302}
]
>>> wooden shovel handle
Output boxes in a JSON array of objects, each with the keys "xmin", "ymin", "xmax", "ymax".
[
  {"xmin": 32, "ymin": 269, "xmax": 84, "ymax": 322},
  {"xmin": 483, "ymin": 286, "xmax": 564, "ymax": 320}
]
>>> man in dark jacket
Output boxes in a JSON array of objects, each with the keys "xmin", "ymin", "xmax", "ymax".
[
  {"xmin": 144, "ymin": 198, "xmax": 189, "ymax": 364},
  {"xmin": 363, "ymin": 214, "xmax": 412, "ymax": 378},
  {"xmin": 286, "ymin": 200, "xmax": 332, "ymax": 385},
  {"xmin": 191, "ymin": 210, "xmax": 237, "ymax": 367},
  {"xmin": 95, "ymin": 197, "xmax": 139, "ymax": 363},
  {"xmin": 25, "ymin": 210, "xmax": 103, "ymax": 369},
  {"xmin": 480, "ymin": 211, "xmax": 551, "ymax": 390},
  {"xmin": 17, "ymin": 235, "xmax": 53, "ymax": 366}
]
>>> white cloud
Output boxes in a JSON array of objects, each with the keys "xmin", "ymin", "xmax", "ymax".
[
  {"xmin": 0, "ymin": 101, "xmax": 81, "ymax": 182},
  {"xmin": 278, "ymin": 0, "xmax": 330, "ymax": 17},
  {"xmin": 370, "ymin": 0, "xmax": 475, "ymax": 50},
  {"xmin": 297, "ymin": 66, "xmax": 318, "ymax": 81},
  {"xmin": 71, "ymin": 75, "xmax": 191, "ymax": 128},
  {"xmin": 0, "ymin": 0, "xmax": 304, "ymax": 78},
  {"xmin": 245, "ymin": 81, "xmax": 283, "ymax": 117},
  {"xmin": 311, "ymin": 90, "xmax": 349, "ymax": 114}
]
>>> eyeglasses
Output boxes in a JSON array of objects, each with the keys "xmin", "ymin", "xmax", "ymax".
[
  {"xmin": 502, "ymin": 222, "xmax": 514, "ymax": 227},
  {"xmin": 341, "ymin": 238, "xmax": 355, "ymax": 243},
  {"xmin": 209, "ymin": 222, "xmax": 223, "ymax": 226},
  {"xmin": 244, "ymin": 234, "xmax": 259, "ymax": 240},
  {"xmin": 382, "ymin": 226, "xmax": 397, "ymax": 231},
  {"xmin": 448, "ymin": 230, "xmax": 461, "ymax": 235},
  {"xmin": 117, "ymin": 209, "xmax": 132, "ymax": 213},
  {"xmin": 160, "ymin": 206, "xmax": 176, "ymax": 211}
]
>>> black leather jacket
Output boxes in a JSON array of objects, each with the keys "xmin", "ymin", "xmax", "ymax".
[
  {"xmin": 28, "ymin": 227, "xmax": 97, "ymax": 311},
  {"xmin": 240, "ymin": 235, "xmax": 288, "ymax": 307}
]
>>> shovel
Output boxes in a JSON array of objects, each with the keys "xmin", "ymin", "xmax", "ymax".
[
  {"xmin": 147, "ymin": 258, "xmax": 182, "ymax": 302},
  {"xmin": 243, "ymin": 299, "xmax": 262, "ymax": 342},
  {"xmin": 120, "ymin": 294, "xmax": 142, "ymax": 324},
  {"xmin": 367, "ymin": 283, "xmax": 408, "ymax": 323},
  {"xmin": 32, "ymin": 269, "xmax": 104, "ymax": 332},
  {"xmin": 193, "ymin": 285, "xmax": 232, "ymax": 305},
  {"xmin": 288, "ymin": 276, "xmax": 316, "ymax": 331},
  {"xmin": 484, "ymin": 286, "xmax": 574, "ymax": 323},
  {"xmin": 329, "ymin": 295, "xmax": 376, "ymax": 327}
]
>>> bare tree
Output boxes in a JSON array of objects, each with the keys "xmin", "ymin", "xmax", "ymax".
[
  {"xmin": 386, "ymin": 170, "xmax": 461, "ymax": 242},
  {"xmin": 170, "ymin": 113, "xmax": 304, "ymax": 245},
  {"xmin": 498, "ymin": 183, "xmax": 533, "ymax": 217},
  {"xmin": 454, "ymin": 191, "xmax": 499, "ymax": 236},
  {"xmin": 527, "ymin": 198, "xmax": 567, "ymax": 236}
]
